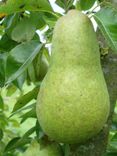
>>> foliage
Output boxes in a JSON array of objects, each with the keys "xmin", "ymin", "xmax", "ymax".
[{"xmin": 0, "ymin": 0, "xmax": 117, "ymax": 156}]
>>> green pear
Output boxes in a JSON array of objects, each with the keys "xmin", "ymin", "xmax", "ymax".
[
  {"xmin": 22, "ymin": 140, "xmax": 62, "ymax": 156},
  {"xmin": 36, "ymin": 10, "xmax": 110, "ymax": 144}
]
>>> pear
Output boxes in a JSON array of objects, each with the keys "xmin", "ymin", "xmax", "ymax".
[
  {"xmin": 22, "ymin": 140, "xmax": 62, "ymax": 156},
  {"xmin": 36, "ymin": 10, "xmax": 110, "ymax": 144}
]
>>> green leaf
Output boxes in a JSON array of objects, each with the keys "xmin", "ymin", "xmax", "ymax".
[
  {"xmin": 5, "ymin": 126, "xmax": 35, "ymax": 152},
  {"xmin": 35, "ymin": 120, "xmax": 44, "ymax": 139},
  {"xmin": 20, "ymin": 107, "xmax": 36, "ymax": 123},
  {"xmin": 27, "ymin": 63, "xmax": 36, "ymax": 82},
  {"xmin": 0, "ymin": 95, "xmax": 4, "ymax": 110},
  {"xmin": 22, "ymin": 126, "xmax": 36, "ymax": 138},
  {"xmin": 6, "ymin": 41, "xmax": 43, "ymax": 84},
  {"xmin": 79, "ymin": 0, "xmax": 96, "ymax": 10},
  {"xmin": 6, "ymin": 85, "xmax": 17, "ymax": 96},
  {"xmin": 0, "ymin": 129, "xmax": 3, "ymax": 141},
  {"xmin": 103, "ymin": 153, "xmax": 117, "ymax": 156},
  {"xmin": 11, "ymin": 103, "xmax": 35, "ymax": 117},
  {"xmin": 4, "ymin": 137, "xmax": 21, "ymax": 152},
  {"xmin": 4, "ymin": 137, "xmax": 31, "ymax": 152},
  {"xmin": 12, "ymin": 87, "xmax": 39, "ymax": 112},
  {"xmin": 0, "ymin": 34, "xmax": 18, "ymax": 52},
  {"xmin": 0, "ymin": 53, "xmax": 7, "ymax": 87},
  {"xmin": 56, "ymin": 0, "xmax": 74, "ymax": 11},
  {"xmin": 3, "ymin": 13, "xmax": 20, "ymax": 37},
  {"xmin": 0, "ymin": 0, "xmax": 52, "ymax": 15},
  {"xmin": 64, "ymin": 144, "xmax": 70, "ymax": 156},
  {"xmin": 94, "ymin": 6, "xmax": 117, "ymax": 52},
  {"xmin": 30, "ymin": 12, "xmax": 46, "ymax": 30},
  {"xmin": 11, "ymin": 17, "xmax": 36, "ymax": 43},
  {"xmin": 43, "ymin": 12, "xmax": 58, "ymax": 28},
  {"xmin": 13, "ymin": 71, "xmax": 27, "ymax": 90}
]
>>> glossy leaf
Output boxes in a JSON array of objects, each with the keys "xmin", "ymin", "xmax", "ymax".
[
  {"xmin": 79, "ymin": 0, "xmax": 96, "ymax": 10},
  {"xmin": 0, "ymin": 0, "xmax": 52, "ymax": 15},
  {"xmin": 94, "ymin": 6, "xmax": 117, "ymax": 52},
  {"xmin": 6, "ymin": 41, "xmax": 43, "ymax": 84}
]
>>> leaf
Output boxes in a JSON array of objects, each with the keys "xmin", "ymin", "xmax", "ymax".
[
  {"xmin": 30, "ymin": 12, "xmax": 46, "ymax": 29},
  {"xmin": 4, "ymin": 137, "xmax": 31, "ymax": 152},
  {"xmin": 111, "ymin": 132, "xmax": 117, "ymax": 141},
  {"xmin": 0, "ymin": 0, "xmax": 52, "ymax": 15},
  {"xmin": 13, "ymin": 71, "xmax": 27, "ymax": 90},
  {"xmin": 64, "ymin": 144, "xmax": 70, "ymax": 156},
  {"xmin": 94, "ymin": 6, "xmax": 117, "ymax": 52},
  {"xmin": 11, "ymin": 17, "xmax": 36, "ymax": 43},
  {"xmin": 104, "ymin": 153, "xmax": 117, "ymax": 156},
  {"xmin": 22, "ymin": 126, "xmax": 36, "ymax": 138},
  {"xmin": 27, "ymin": 63, "xmax": 36, "ymax": 82},
  {"xmin": 3, "ymin": 13, "xmax": 20, "ymax": 37},
  {"xmin": 0, "ymin": 95, "xmax": 4, "ymax": 110},
  {"xmin": 56, "ymin": 0, "xmax": 64, "ymax": 8},
  {"xmin": 0, "ymin": 34, "xmax": 18, "ymax": 52},
  {"xmin": 11, "ymin": 103, "xmax": 35, "ymax": 117},
  {"xmin": 43, "ymin": 12, "xmax": 58, "ymax": 28},
  {"xmin": 4, "ymin": 126, "xmax": 36, "ymax": 152},
  {"xmin": 20, "ymin": 107, "xmax": 36, "ymax": 123},
  {"xmin": 0, "ymin": 129, "xmax": 3, "ymax": 141},
  {"xmin": 6, "ymin": 41, "xmax": 43, "ymax": 84},
  {"xmin": 4, "ymin": 137, "xmax": 21, "ymax": 152},
  {"xmin": 0, "ymin": 53, "xmax": 7, "ymax": 87},
  {"xmin": 12, "ymin": 87, "xmax": 39, "ymax": 112},
  {"xmin": 79, "ymin": 0, "xmax": 96, "ymax": 10},
  {"xmin": 56, "ymin": 0, "xmax": 74, "ymax": 10}
]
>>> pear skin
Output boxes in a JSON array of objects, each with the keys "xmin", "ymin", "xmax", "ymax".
[{"xmin": 36, "ymin": 10, "xmax": 110, "ymax": 144}]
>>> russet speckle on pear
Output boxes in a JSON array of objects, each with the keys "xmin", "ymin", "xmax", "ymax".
[{"xmin": 36, "ymin": 10, "xmax": 110, "ymax": 144}]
